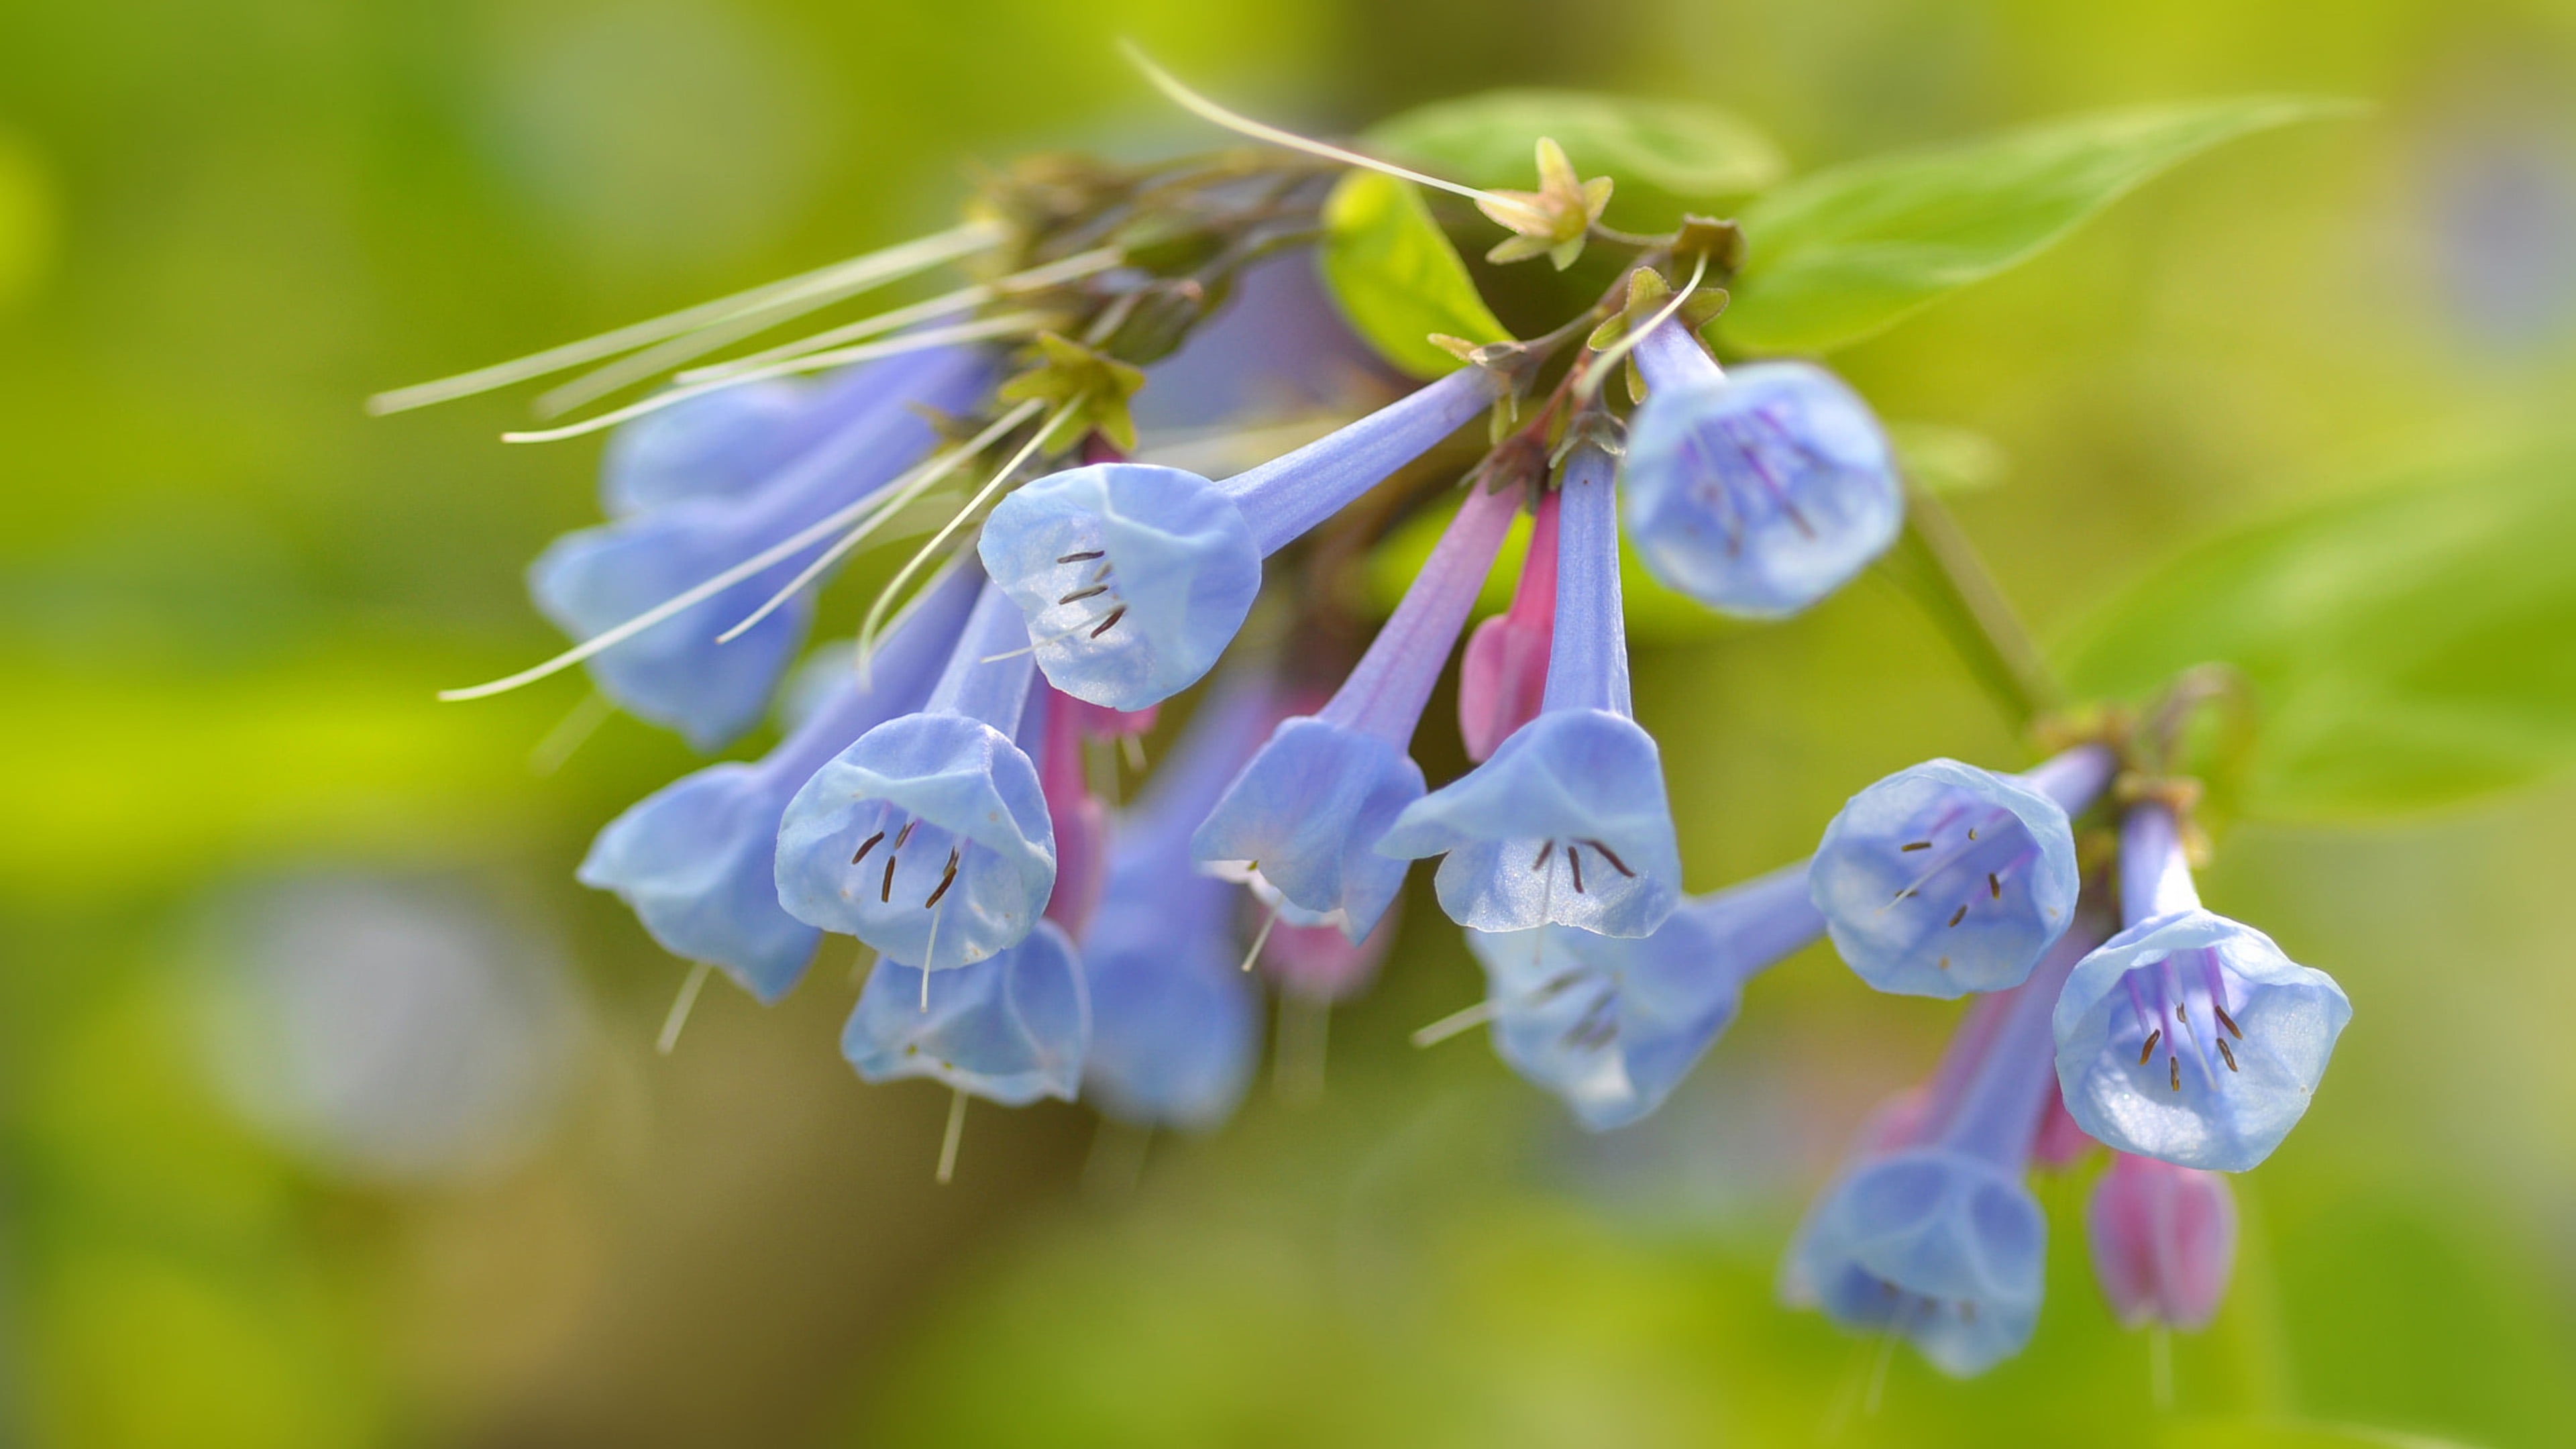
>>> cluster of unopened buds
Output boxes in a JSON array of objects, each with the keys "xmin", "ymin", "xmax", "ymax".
[{"xmin": 378, "ymin": 62, "xmax": 2350, "ymax": 1377}]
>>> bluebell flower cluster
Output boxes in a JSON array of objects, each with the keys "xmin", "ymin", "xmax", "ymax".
[{"xmin": 392, "ymin": 109, "xmax": 2351, "ymax": 1377}]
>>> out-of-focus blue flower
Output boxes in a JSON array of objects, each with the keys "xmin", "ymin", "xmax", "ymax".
[
  {"xmin": 1194, "ymin": 480, "xmax": 1523, "ymax": 941},
  {"xmin": 578, "ymin": 564, "xmax": 984, "ymax": 1001},
  {"xmin": 533, "ymin": 347, "xmax": 989, "ymax": 749},
  {"xmin": 775, "ymin": 580, "xmax": 1056, "ymax": 970},
  {"xmin": 1809, "ymin": 746, "xmax": 2113, "ymax": 1000},
  {"xmin": 1379, "ymin": 445, "xmax": 1681, "ymax": 938},
  {"xmin": 843, "ymin": 920, "xmax": 1088, "ymax": 1105},
  {"xmin": 1623, "ymin": 321, "xmax": 1902, "ymax": 619},
  {"xmin": 978, "ymin": 366, "xmax": 1498, "ymax": 710},
  {"xmin": 1786, "ymin": 909, "xmax": 2105, "ymax": 1376},
  {"xmin": 2054, "ymin": 802, "xmax": 2350, "ymax": 1173},
  {"xmin": 1081, "ymin": 674, "xmax": 1281, "ymax": 1129},
  {"xmin": 600, "ymin": 372, "xmax": 844, "ymax": 516},
  {"xmin": 1465, "ymin": 861, "xmax": 1823, "ymax": 1130}
]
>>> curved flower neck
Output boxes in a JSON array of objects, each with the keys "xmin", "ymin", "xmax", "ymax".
[
  {"xmin": 2121, "ymin": 802, "xmax": 2202, "ymax": 925},
  {"xmin": 1318, "ymin": 480, "xmax": 1523, "ymax": 746},
  {"xmin": 925, "ymin": 579, "xmax": 1041, "ymax": 731}
]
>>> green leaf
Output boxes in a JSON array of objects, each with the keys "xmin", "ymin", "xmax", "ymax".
[
  {"xmin": 1318, "ymin": 171, "xmax": 1512, "ymax": 379},
  {"xmin": 2057, "ymin": 437, "xmax": 2576, "ymax": 820},
  {"xmin": 1723, "ymin": 97, "xmax": 2357, "ymax": 355},
  {"xmin": 1363, "ymin": 89, "xmax": 1786, "ymax": 201}
]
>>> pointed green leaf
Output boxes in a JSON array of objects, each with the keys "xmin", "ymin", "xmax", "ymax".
[
  {"xmin": 1319, "ymin": 172, "xmax": 1512, "ymax": 380},
  {"xmin": 2057, "ymin": 437, "xmax": 2576, "ymax": 820},
  {"xmin": 1363, "ymin": 89, "xmax": 1786, "ymax": 201},
  {"xmin": 1724, "ymin": 97, "xmax": 2359, "ymax": 354}
]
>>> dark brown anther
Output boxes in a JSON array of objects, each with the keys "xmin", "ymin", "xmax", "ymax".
[
  {"xmin": 1532, "ymin": 840, "xmax": 1554, "ymax": 871},
  {"xmin": 2140, "ymin": 1029, "xmax": 2162, "ymax": 1065},
  {"xmin": 2214, "ymin": 1004, "xmax": 2243, "ymax": 1040},
  {"xmin": 1947, "ymin": 904, "xmax": 1968, "ymax": 928},
  {"xmin": 851, "ymin": 830, "xmax": 885, "ymax": 866},
  {"xmin": 880, "ymin": 856, "xmax": 898, "ymax": 904},
  {"xmin": 893, "ymin": 819, "xmax": 917, "ymax": 849},
  {"xmin": 2217, "ymin": 1038, "xmax": 2239, "ymax": 1073},
  {"xmin": 2176, "ymin": 1001, "xmax": 2188, "ymax": 1022},
  {"xmin": 1056, "ymin": 550, "xmax": 1105, "ymax": 564},
  {"xmin": 1057, "ymin": 585, "xmax": 1108, "ymax": 604},
  {"xmin": 1569, "ymin": 849, "xmax": 1586, "ymax": 894},
  {"xmin": 922, "ymin": 847, "xmax": 961, "ymax": 909},
  {"xmin": 1582, "ymin": 839, "xmax": 1636, "ymax": 877},
  {"xmin": 1988, "ymin": 872, "xmax": 2001, "ymax": 900},
  {"xmin": 2169, "ymin": 1058, "xmax": 2182, "ymax": 1092},
  {"xmin": 1090, "ymin": 606, "xmax": 1126, "ymax": 638},
  {"xmin": 1967, "ymin": 827, "xmax": 1978, "ymax": 841},
  {"xmin": 1900, "ymin": 840, "xmax": 1932, "ymax": 852}
]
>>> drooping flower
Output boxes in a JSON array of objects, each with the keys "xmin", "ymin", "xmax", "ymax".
[
  {"xmin": 600, "ymin": 370, "xmax": 849, "ymax": 517},
  {"xmin": 977, "ymin": 364, "xmax": 1500, "ymax": 710},
  {"xmin": 2053, "ymin": 800, "xmax": 2351, "ymax": 1173},
  {"xmin": 843, "ymin": 920, "xmax": 1089, "ymax": 1106},
  {"xmin": 1193, "ymin": 475, "xmax": 1523, "ymax": 941},
  {"xmin": 1080, "ymin": 673, "xmax": 1281, "ymax": 1130},
  {"xmin": 2087, "ymin": 1150, "xmax": 2236, "ymax": 1332},
  {"xmin": 1457, "ymin": 484, "xmax": 1556, "ymax": 761},
  {"xmin": 1378, "ymin": 445, "xmax": 1682, "ymax": 938},
  {"xmin": 1785, "ymin": 907, "xmax": 2109, "ymax": 1376},
  {"xmin": 1623, "ymin": 319, "xmax": 1902, "ymax": 619},
  {"xmin": 1463, "ymin": 861, "xmax": 1823, "ymax": 1130},
  {"xmin": 533, "ymin": 347, "xmax": 991, "ymax": 749},
  {"xmin": 1808, "ymin": 746, "xmax": 2115, "ymax": 1000},
  {"xmin": 576, "ymin": 564, "xmax": 985, "ymax": 1002},
  {"xmin": 774, "ymin": 579, "xmax": 1056, "ymax": 971}
]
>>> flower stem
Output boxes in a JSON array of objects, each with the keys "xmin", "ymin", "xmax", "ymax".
[{"xmin": 1881, "ymin": 483, "xmax": 2059, "ymax": 731}]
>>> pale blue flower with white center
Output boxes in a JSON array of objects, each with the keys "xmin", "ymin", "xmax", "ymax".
[
  {"xmin": 1083, "ymin": 675, "xmax": 1279, "ymax": 1129},
  {"xmin": 2053, "ymin": 801, "xmax": 2351, "ymax": 1173},
  {"xmin": 977, "ymin": 365, "xmax": 1499, "ymax": 710},
  {"xmin": 1193, "ymin": 479, "xmax": 1522, "ymax": 941},
  {"xmin": 1378, "ymin": 445, "xmax": 1682, "ymax": 938},
  {"xmin": 775, "ymin": 580, "xmax": 1056, "ymax": 970},
  {"xmin": 843, "ymin": 920, "xmax": 1088, "ymax": 1106},
  {"xmin": 1809, "ymin": 746, "xmax": 2114, "ymax": 1000},
  {"xmin": 1786, "ymin": 908, "xmax": 2105, "ymax": 1376},
  {"xmin": 1464, "ymin": 861, "xmax": 1823, "ymax": 1130},
  {"xmin": 533, "ymin": 346, "xmax": 989, "ymax": 749},
  {"xmin": 577, "ymin": 564, "xmax": 983, "ymax": 1002},
  {"xmin": 1623, "ymin": 320, "xmax": 1902, "ymax": 619}
]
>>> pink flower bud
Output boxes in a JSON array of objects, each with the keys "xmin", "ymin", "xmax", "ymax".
[
  {"xmin": 1458, "ymin": 487, "xmax": 1557, "ymax": 761},
  {"xmin": 1038, "ymin": 688, "xmax": 1108, "ymax": 938},
  {"xmin": 1260, "ymin": 901, "xmax": 1397, "ymax": 1002},
  {"xmin": 2032, "ymin": 1077, "xmax": 2098, "ymax": 1169},
  {"xmin": 2087, "ymin": 1151, "xmax": 2236, "ymax": 1330}
]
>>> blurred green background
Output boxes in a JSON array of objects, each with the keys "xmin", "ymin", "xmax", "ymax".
[{"xmin": 5, "ymin": 0, "xmax": 2575, "ymax": 1445}]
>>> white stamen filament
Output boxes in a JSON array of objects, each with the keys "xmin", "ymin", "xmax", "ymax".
[
  {"xmin": 717, "ymin": 400, "xmax": 1046, "ymax": 645},
  {"xmin": 1238, "ymin": 901, "xmax": 1284, "ymax": 973},
  {"xmin": 499, "ymin": 313, "xmax": 1044, "ymax": 444},
  {"xmin": 364, "ymin": 221, "xmax": 1002, "ymax": 415},
  {"xmin": 679, "ymin": 247, "xmax": 1126, "ymax": 386},
  {"xmin": 437, "ymin": 406, "xmax": 1025, "ymax": 702},
  {"xmin": 853, "ymin": 398, "xmax": 1078, "ymax": 663},
  {"xmin": 1120, "ymin": 44, "xmax": 1549, "ymax": 231},
  {"xmin": 657, "ymin": 960, "xmax": 714, "ymax": 1055},
  {"xmin": 527, "ymin": 688, "xmax": 614, "ymax": 775},
  {"xmin": 935, "ymin": 1086, "xmax": 969, "ymax": 1184}
]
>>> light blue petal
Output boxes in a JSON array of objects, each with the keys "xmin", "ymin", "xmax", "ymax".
[
  {"xmin": 775, "ymin": 712, "xmax": 1056, "ymax": 969},
  {"xmin": 1623, "ymin": 361, "xmax": 1902, "ymax": 619},
  {"xmin": 531, "ymin": 502, "xmax": 809, "ymax": 751},
  {"xmin": 575, "ymin": 564, "xmax": 981, "ymax": 1001},
  {"xmin": 1191, "ymin": 718, "xmax": 1423, "ymax": 941},
  {"xmin": 1081, "ymin": 863, "xmax": 1258, "ymax": 1130},
  {"xmin": 2052, "ymin": 908, "xmax": 2351, "ymax": 1173},
  {"xmin": 1377, "ymin": 709, "xmax": 1681, "ymax": 938},
  {"xmin": 978, "ymin": 463, "xmax": 1262, "ymax": 710},
  {"xmin": 600, "ymin": 378, "xmax": 811, "ymax": 516},
  {"xmin": 844, "ymin": 920, "xmax": 1089, "ymax": 1106},
  {"xmin": 580, "ymin": 766, "xmax": 818, "ymax": 1002},
  {"xmin": 1809, "ymin": 758, "xmax": 2082, "ymax": 999},
  {"xmin": 1466, "ymin": 864, "xmax": 1821, "ymax": 1130},
  {"xmin": 1790, "ymin": 1146, "xmax": 2045, "ymax": 1377}
]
